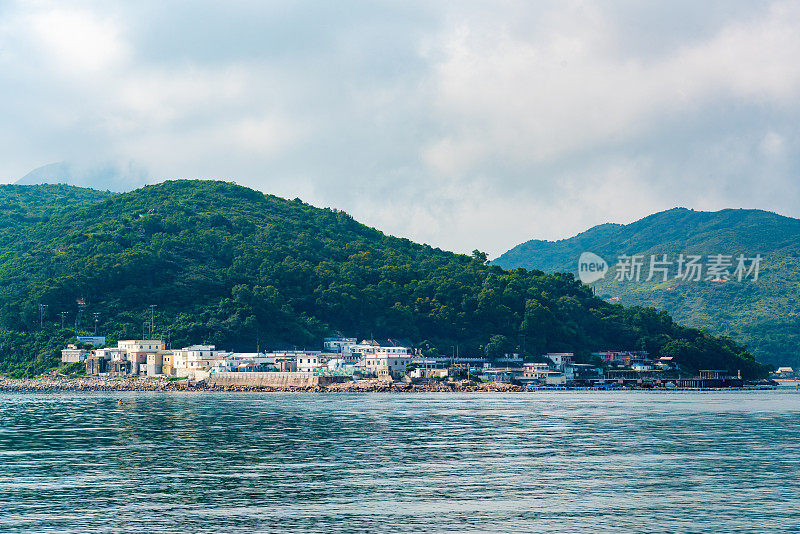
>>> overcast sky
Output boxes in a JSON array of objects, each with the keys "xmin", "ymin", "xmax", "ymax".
[{"xmin": 1, "ymin": 1, "xmax": 799, "ymax": 256}]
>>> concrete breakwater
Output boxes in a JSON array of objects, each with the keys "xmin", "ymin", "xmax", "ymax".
[
  {"xmin": 0, "ymin": 376, "xmax": 525, "ymax": 393},
  {"xmin": 205, "ymin": 371, "xmax": 352, "ymax": 388}
]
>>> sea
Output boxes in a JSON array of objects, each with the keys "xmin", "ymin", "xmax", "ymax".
[{"xmin": 1, "ymin": 391, "xmax": 799, "ymax": 533}]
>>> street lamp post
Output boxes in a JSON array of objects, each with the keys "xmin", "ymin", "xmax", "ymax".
[{"xmin": 149, "ymin": 305, "xmax": 157, "ymax": 339}]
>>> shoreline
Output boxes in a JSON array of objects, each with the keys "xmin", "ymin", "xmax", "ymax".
[
  {"xmin": 0, "ymin": 376, "xmax": 526, "ymax": 393},
  {"xmin": 0, "ymin": 376, "xmax": 784, "ymax": 393}
]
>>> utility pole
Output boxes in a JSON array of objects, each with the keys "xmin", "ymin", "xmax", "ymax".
[
  {"xmin": 149, "ymin": 305, "xmax": 157, "ymax": 339},
  {"xmin": 60, "ymin": 311, "xmax": 68, "ymax": 330},
  {"xmin": 93, "ymin": 312, "xmax": 100, "ymax": 335},
  {"xmin": 39, "ymin": 304, "xmax": 48, "ymax": 329},
  {"xmin": 76, "ymin": 301, "xmax": 85, "ymax": 330}
]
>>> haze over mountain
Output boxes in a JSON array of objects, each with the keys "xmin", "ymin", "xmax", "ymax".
[
  {"xmin": 0, "ymin": 181, "xmax": 764, "ymax": 379},
  {"xmin": 494, "ymin": 208, "xmax": 800, "ymax": 368},
  {"xmin": 15, "ymin": 161, "xmax": 149, "ymax": 192}
]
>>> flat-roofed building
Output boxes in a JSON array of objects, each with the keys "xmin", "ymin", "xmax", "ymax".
[
  {"xmin": 118, "ymin": 340, "xmax": 166, "ymax": 375},
  {"xmin": 118, "ymin": 340, "xmax": 165, "ymax": 352},
  {"xmin": 61, "ymin": 344, "xmax": 87, "ymax": 363},
  {"xmin": 162, "ymin": 352, "xmax": 174, "ymax": 376},
  {"xmin": 364, "ymin": 349, "xmax": 412, "ymax": 380},
  {"xmin": 172, "ymin": 345, "xmax": 227, "ymax": 376},
  {"xmin": 146, "ymin": 353, "xmax": 164, "ymax": 376},
  {"xmin": 295, "ymin": 351, "xmax": 325, "ymax": 373},
  {"xmin": 94, "ymin": 348, "xmax": 126, "ymax": 361},
  {"xmin": 544, "ymin": 353, "xmax": 573, "ymax": 369},
  {"xmin": 323, "ymin": 337, "xmax": 357, "ymax": 353}
]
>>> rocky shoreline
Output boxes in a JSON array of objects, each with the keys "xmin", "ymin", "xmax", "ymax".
[{"xmin": 0, "ymin": 376, "xmax": 526, "ymax": 393}]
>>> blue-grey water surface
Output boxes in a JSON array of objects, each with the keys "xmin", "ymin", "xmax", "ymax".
[{"xmin": 1, "ymin": 391, "xmax": 799, "ymax": 533}]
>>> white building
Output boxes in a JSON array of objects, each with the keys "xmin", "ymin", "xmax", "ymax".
[
  {"xmin": 344, "ymin": 339, "xmax": 413, "ymax": 359},
  {"xmin": 61, "ymin": 345, "xmax": 87, "ymax": 363},
  {"xmin": 172, "ymin": 345, "xmax": 227, "ymax": 376},
  {"xmin": 118, "ymin": 339, "xmax": 165, "ymax": 353},
  {"xmin": 146, "ymin": 353, "xmax": 164, "ymax": 376},
  {"xmin": 523, "ymin": 362, "xmax": 565, "ymax": 385},
  {"xmin": 323, "ymin": 337, "xmax": 357, "ymax": 353},
  {"xmin": 211, "ymin": 353, "xmax": 275, "ymax": 373},
  {"xmin": 118, "ymin": 340, "xmax": 167, "ymax": 375},
  {"xmin": 545, "ymin": 353, "xmax": 573, "ymax": 369},
  {"xmin": 364, "ymin": 349, "xmax": 413, "ymax": 379},
  {"xmin": 94, "ymin": 348, "xmax": 126, "ymax": 361},
  {"xmin": 295, "ymin": 351, "xmax": 326, "ymax": 373}
]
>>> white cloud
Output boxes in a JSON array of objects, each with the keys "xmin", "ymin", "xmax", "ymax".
[
  {"xmin": 0, "ymin": 0, "xmax": 799, "ymax": 256},
  {"xmin": 425, "ymin": 1, "xmax": 800, "ymax": 176},
  {"xmin": 759, "ymin": 131, "xmax": 786, "ymax": 158},
  {"xmin": 27, "ymin": 7, "xmax": 128, "ymax": 73}
]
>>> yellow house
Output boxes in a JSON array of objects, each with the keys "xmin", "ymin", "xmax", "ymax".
[{"xmin": 162, "ymin": 352, "xmax": 174, "ymax": 376}]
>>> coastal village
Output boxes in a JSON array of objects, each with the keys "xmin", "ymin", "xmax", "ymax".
[{"xmin": 58, "ymin": 335, "xmax": 754, "ymax": 390}]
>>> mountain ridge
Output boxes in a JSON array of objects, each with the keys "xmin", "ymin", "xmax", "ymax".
[{"xmin": 494, "ymin": 207, "xmax": 800, "ymax": 368}]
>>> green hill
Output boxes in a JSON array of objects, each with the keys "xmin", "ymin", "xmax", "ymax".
[
  {"xmin": 0, "ymin": 182, "xmax": 766, "ymax": 378},
  {"xmin": 0, "ymin": 184, "xmax": 114, "ymax": 246},
  {"xmin": 494, "ymin": 208, "xmax": 800, "ymax": 369}
]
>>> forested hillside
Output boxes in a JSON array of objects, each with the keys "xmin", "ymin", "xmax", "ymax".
[
  {"xmin": 0, "ymin": 184, "xmax": 114, "ymax": 246},
  {"xmin": 494, "ymin": 208, "xmax": 800, "ymax": 368},
  {"xmin": 0, "ymin": 181, "xmax": 766, "ymax": 378}
]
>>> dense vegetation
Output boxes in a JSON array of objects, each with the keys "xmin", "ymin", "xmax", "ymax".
[
  {"xmin": 0, "ymin": 181, "xmax": 766, "ymax": 378},
  {"xmin": 494, "ymin": 207, "xmax": 800, "ymax": 369}
]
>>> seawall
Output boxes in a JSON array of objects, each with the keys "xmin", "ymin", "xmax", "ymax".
[{"xmin": 206, "ymin": 372, "xmax": 351, "ymax": 387}]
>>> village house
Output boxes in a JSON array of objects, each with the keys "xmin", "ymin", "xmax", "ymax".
[
  {"xmin": 363, "ymin": 347, "xmax": 413, "ymax": 379},
  {"xmin": 146, "ymin": 353, "xmax": 164, "ymax": 376},
  {"xmin": 592, "ymin": 350, "xmax": 650, "ymax": 367},
  {"xmin": 775, "ymin": 367, "xmax": 795, "ymax": 378},
  {"xmin": 61, "ymin": 344, "xmax": 87, "ymax": 363},
  {"xmin": 323, "ymin": 337, "xmax": 357, "ymax": 353},
  {"xmin": 545, "ymin": 353, "xmax": 573, "ymax": 370},
  {"xmin": 520, "ymin": 362, "xmax": 566, "ymax": 386},
  {"xmin": 117, "ymin": 339, "xmax": 166, "ymax": 375},
  {"xmin": 564, "ymin": 363, "xmax": 602, "ymax": 381},
  {"xmin": 95, "ymin": 348, "xmax": 126, "ymax": 361},
  {"xmin": 272, "ymin": 353, "xmax": 298, "ymax": 372},
  {"xmin": 295, "ymin": 351, "xmax": 326, "ymax": 373},
  {"xmin": 171, "ymin": 345, "xmax": 226, "ymax": 376}
]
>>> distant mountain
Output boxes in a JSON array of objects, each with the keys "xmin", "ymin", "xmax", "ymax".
[
  {"xmin": 16, "ymin": 161, "xmax": 149, "ymax": 192},
  {"xmin": 0, "ymin": 182, "xmax": 765, "ymax": 379},
  {"xmin": 493, "ymin": 208, "xmax": 800, "ymax": 368}
]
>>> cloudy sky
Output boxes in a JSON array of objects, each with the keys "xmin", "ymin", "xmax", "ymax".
[{"xmin": 1, "ymin": 1, "xmax": 798, "ymax": 256}]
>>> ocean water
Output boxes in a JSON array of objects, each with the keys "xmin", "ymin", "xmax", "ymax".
[{"xmin": 1, "ymin": 391, "xmax": 799, "ymax": 533}]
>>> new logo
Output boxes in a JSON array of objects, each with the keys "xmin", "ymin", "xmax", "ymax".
[{"xmin": 577, "ymin": 252, "xmax": 608, "ymax": 284}]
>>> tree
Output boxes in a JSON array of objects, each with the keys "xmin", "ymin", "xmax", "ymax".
[
  {"xmin": 484, "ymin": 334, "xmax": 514, "ymax": 358},
  {"xmin": 471, "ymin": 249, "xmax": 489, "ymax": 264}
]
